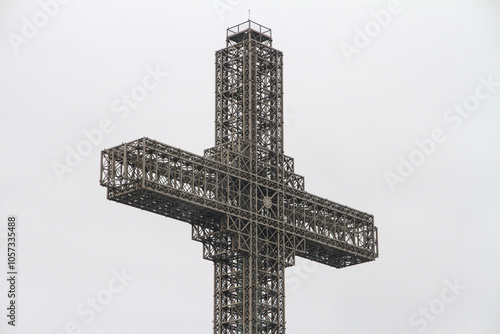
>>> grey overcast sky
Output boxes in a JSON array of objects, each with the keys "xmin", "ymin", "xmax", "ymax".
[{"xmin": 1, "ymin": 0, "xmax": 500, "ymax": 333}]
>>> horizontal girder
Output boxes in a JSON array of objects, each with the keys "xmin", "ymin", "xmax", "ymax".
[{"xmin": 100, "ymin": 137, "xmax": 378, "ymax": 266}]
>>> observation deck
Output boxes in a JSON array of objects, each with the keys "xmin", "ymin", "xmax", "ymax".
[{"xmin": 226, "ymin": 20, "xmax": 273, "ymax": 46}]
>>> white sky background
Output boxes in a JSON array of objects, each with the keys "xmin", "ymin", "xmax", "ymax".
[{"xmin": 1, "ymin": 0, "xmax": 500, "ymax": 333}]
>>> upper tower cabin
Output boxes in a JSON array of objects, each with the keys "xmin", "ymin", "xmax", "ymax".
[{"xmin": 226, "ymin": 20, "xmax": 273, "ymax": 47}]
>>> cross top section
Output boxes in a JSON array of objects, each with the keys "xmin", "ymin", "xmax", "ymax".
[{"xmin": 208, "ymin": 21, "xmax": 287, "ymax": 186}]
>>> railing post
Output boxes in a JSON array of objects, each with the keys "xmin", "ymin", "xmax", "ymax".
[{"xmin": 142, "ymin": 138, "xmax": 146, "ymax": 188}]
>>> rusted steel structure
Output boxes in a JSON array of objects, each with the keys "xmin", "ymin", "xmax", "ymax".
[{"xmin": 100, "ymin": 20, "xmax": 378, "ymax": 334}]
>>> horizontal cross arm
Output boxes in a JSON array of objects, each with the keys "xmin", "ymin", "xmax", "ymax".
[
  {"xmin": 283, "ymin": 188, "xmax": 378, "ymax": 268},
  {"xmin": 100, "ymin": 137, "xmax": 256, "ymax": 225}
]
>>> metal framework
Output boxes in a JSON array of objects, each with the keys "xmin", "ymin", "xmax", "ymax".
[{"xmin": 100, "ymin": 20, "xmax": 378, "ymax": 334}]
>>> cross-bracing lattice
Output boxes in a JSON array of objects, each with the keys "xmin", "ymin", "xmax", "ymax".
[{"xmin": 100, "ymin": 20, "xmax": 378, "ymax": 334}]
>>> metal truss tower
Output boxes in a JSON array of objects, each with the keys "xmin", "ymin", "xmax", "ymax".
[{"xmin": 100, "ymin": 20, "xmax": 378, "ymax": 334}]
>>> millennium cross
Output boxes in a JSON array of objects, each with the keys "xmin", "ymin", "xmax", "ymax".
[{"xmin": 100, "ymin": 20, "xmax": 378, "ymax": 334}]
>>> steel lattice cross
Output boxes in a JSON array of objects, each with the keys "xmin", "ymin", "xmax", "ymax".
[{"xmin": 100, "ymin": 20, "xmax": 378, "ymax": 334}]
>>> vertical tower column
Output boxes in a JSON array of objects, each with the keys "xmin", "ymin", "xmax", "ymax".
[
  {"xmin": 212, "ymin": 225, "xmax": 286, "ymax": 334},
  {"xmin": 209, "ymin": 20, "xmax": 287, "ymax": 334}
]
